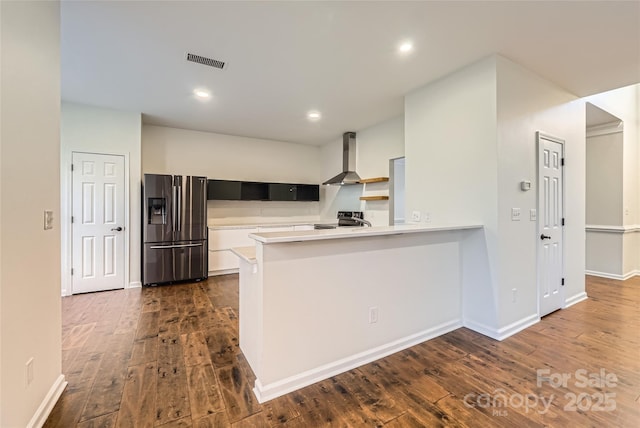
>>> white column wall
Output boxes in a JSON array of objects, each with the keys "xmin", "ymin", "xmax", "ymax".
[
  {"xmin": 61, "ymin": 102, "xmax": 142, "ymax": 291},
  {"xmin": 404, "ymin": 55, "xmax": 586, "ymax": 338},
  {"xmin": 1, "ymin": 1, "xmax": 63, "ymax": 426},
  {"xmin": 405, "ymin": 56, "xmax": 499, "ymax": 332}
]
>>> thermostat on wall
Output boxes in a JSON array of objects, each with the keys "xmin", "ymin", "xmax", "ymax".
[{"xmin": 520, "ymin": 180, "xmax": 531, "ymax": 191}]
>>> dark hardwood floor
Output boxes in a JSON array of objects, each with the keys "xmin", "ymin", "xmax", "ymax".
[{"xmin": 45, "ymin": 275, "xmax": 639, "ymax": 427}]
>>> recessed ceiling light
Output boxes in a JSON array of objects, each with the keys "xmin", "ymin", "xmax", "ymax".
[
  {"xmin": 307, "ymin": 111, "xmax": 321, "ymax": 121},
  {"xmin": 193, "ymin": 89, "xmax": 211, "ymax": 99},
  {"xmin": 398, "ymin": 41, "xmax": 414, "ymax": 54}
]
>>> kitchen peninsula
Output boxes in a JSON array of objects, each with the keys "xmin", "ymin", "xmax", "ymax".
[{"xmin": 232, "ymin": 224, "xmax": 484, "ymax": 403}]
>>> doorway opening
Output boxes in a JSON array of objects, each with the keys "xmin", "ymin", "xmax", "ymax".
[{"xmin": 585, "ymin": 103, "xmax": 625, "ymax": 278}]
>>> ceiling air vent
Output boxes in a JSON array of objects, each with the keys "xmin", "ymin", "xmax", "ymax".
[{"xmin": 186, "ymin": 52, "xmax": 225, "ymax": 70}]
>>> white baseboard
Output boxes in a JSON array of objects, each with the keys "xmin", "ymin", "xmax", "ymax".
[
  {"xmin": 128, "ymin": 281, "xmax": 142, "ymax": 289},
  {"xmin": 464, "ymin": 313, "xmax": 540, "ymax": 341},
  {"xmin": 208, "ymin": 268, "xmax": 239, "ymax": 276},
  {"xmin": 565, "ymin": 292, "xmax": 588, "ymax": 308},
  {"xmin": 252, "ymin": 319, "xmax": 462, "ymax": 403},
  {"xmin": 585, "ymin": 270, "xmax": 639, "ymax": 280},
  {"xmin": 27, "ymin": 374, "xmax": 67, "ymax": 428}
]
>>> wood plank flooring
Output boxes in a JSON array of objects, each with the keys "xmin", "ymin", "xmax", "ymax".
[{"xmin": 45, "ymin": 275, "xmax": 640, "ymax": 427}]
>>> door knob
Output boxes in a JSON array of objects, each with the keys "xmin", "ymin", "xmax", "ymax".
[
  {"xmin": 540, "ymin": 234, "xmax": 551, "ymax": 240},
  {"xmin": 111, "ymin": 226, "xmax": 123, "ymax": 232}
]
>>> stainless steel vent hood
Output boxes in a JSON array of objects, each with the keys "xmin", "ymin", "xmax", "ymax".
[{"xmin": 323, "ymin": 131, "xmax": 361, "ymax": 185}]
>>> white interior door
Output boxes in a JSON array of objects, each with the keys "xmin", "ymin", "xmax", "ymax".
[
  {"xmin": 72, "ymin": 152, "xmax": 126, "ymax": 293},
  {"xmin": 537, "ymin": 132, "xmax": 565, "ymax": 316}
]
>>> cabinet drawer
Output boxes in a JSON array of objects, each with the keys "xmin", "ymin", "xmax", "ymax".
[
  {"xmin": 208, "ymin": 249, "xmax": 240, "ymax": 272},
  {"xmin": 208, "ymin": 228, "xmax": 258, "ymax": 250}
]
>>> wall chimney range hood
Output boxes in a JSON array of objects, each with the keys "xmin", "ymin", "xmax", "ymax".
[{"xmin": 323, "ymin": 132, "xmax": 361, "ymax": 185}]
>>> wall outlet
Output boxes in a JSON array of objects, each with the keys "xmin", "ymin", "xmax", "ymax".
[
  {"xmin": 411, "ymin": 211, "xmax": 421, "ymax": 222},
  {"xmin": 26, "ymin": 357, "xmax": 34, "ymax": 387},
  {"xmin": 530, "ymin": 209, "xmax": 537, "ymax": 221},
  {"xmin": 369, "ymin": 306, "xmax": 379, "ymax": 324},
  {"xmin": 423, "ymin": 212, "xmax": 431, "ymax": 223},
  {"xmin": 512, "ymin": 288, "xmax": 517, "ymax": 303},
  {"xmin": 511, "ymin": 208, "xmax": 521, "ymax": 221}
]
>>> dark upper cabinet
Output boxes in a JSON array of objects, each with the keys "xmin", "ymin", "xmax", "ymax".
[
  {"xmin": 208, "ymin": 180, "xmax": 319, "ymax": 201},
  {"xmin": 296, "ymin": 184, "xmax": 320, "ymax": 201},
  {"xmin": 207, "ymin": 180, "xmax": 241, "ymax": 200},
  {"xmin": 269, "ymin": 183, "xmax": 320, "ymax": 201},
  {"xmin": 268, "ymin": 183, "xmax": 296, "ymax": 201},
  {"xmin": 241, "ymin": 182, "xmax": 269, "ymax": 200}
]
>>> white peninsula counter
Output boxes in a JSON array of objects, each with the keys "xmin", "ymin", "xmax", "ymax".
[{"xmin": 233, "ymin": 224, "xmax": 483, "ymax": 402}]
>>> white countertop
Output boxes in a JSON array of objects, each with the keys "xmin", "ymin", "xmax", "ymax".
[
  {"xmin": 230, "ymin": 246, "xmax": 257, "ymax": 264},
  {"xmin": 248, "ymin": 224, "xmax": 483, "ymax": 244}
]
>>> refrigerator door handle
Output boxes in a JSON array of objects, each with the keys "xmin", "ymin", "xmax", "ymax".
[
  {"xmin": 149, "ymin": 243, "xmax": 203, "ymax": 249},
  {"xmin": 172, "ymin": 184, "xmax": 178, "ymax": 232},
  {"xmin": 176, "ymin": 183, "xmax": 182, "ymax": 232}
]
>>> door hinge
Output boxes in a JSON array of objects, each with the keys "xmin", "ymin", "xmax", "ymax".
[
  {"xmin": 71, "ymin": 268, "xmax": 74, "ymax": 275},
  {"xmin": 562, "ymin": 218, "xmax": 565, "ymax": 226},
  {"xmin": 71, "ymin": 216, "xmax": 74, "ymax": 223},
  {"xmin": 561, "ymin": 278, "xmax": 565, "ymax": 286},
  {"xmin": 71, "ymin": 164, "xmax": 74, "ymax": 171},
  {"xmin": 561, "ymin": 158, "xmax": 565, "ymax": 166}
]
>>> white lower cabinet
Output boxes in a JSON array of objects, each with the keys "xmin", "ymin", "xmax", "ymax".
[
  {"xmin": 208, "ymin": 224, "xmax": 313, "ymax": 275},
  {"xmin": 208, "ymin": 227, "xmax": 258, "ymax": 275},
  {"xmin": 208, "ymin": 249, "xmax": 242, "ymax": 273}
]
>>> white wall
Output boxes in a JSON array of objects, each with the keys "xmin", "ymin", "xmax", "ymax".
[
  {"xmin": 61, "ymin": 102, "xmax": 142, "ymax": 291},
  {"xmin": 143, "ymin": 125, "xmax": 323, "ymax": 224},
  {"xmin": 405, "ymin": 57, "xmax": 498, "ymax": 227},
  {"xmin": 320, "ymin": 116, "xmax": 404, "ymax": 225},
  {"xmin": 143, "ymin": 124, "xmax": 321, "ymax": 182},
  {"xmin": 142, "ymin": 119, "xmax": 404, "ymax": 226},
  {"xmin": 586, "ymin": 130, "xmax": 623, "ymax": 225},
  {"xmin": 405, "ymin": 55, "xmax": 585, "ymax": 339},
  {"xmin": 1, "ymin": 1, "xmax": 64, "ymax": 426},
  {"xmin": 495, "ymin": 56, "xmax": 585, "ymax": 325},
  {"xmin": 583, "ymin": 85, "xmax": 640, "ymax": 278}
]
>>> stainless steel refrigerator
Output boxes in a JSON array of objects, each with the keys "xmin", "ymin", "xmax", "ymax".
[{"xmin": 143, "ymin": 174, "xmax": 208, "ymax": 285}]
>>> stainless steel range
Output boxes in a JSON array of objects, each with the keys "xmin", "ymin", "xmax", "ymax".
[{"xmin": 314, "ymin": 211, "xmax": 369, "ymax": 229}]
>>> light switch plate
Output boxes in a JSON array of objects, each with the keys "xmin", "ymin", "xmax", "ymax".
[
  {"xmin": 44, "ymin": 210, "xmax": 54, "ymax": 230},
  {"xmin": 530, "ymin": 209, "xmax": 537, "ymax": 221},
  {"xmin": 511, "ymin": 208, "xmax": 521, "ymax": 221}
]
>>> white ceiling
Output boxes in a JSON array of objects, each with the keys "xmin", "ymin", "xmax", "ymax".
[{"xmin": 61, "ymin": 1, "xmax": 640, "ymax": 146}]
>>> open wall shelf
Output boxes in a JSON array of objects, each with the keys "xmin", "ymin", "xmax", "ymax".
[
  {"xmin": 359, "ymin": 195, "xmax": 389, "ymax": 201},
  {"xmin": 359, "ymin": 177, "xmax": 390, "ymax": 201},
  {"xmin": 357, "ymin": 177, "xmax": 389, "ymax": 184}
]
